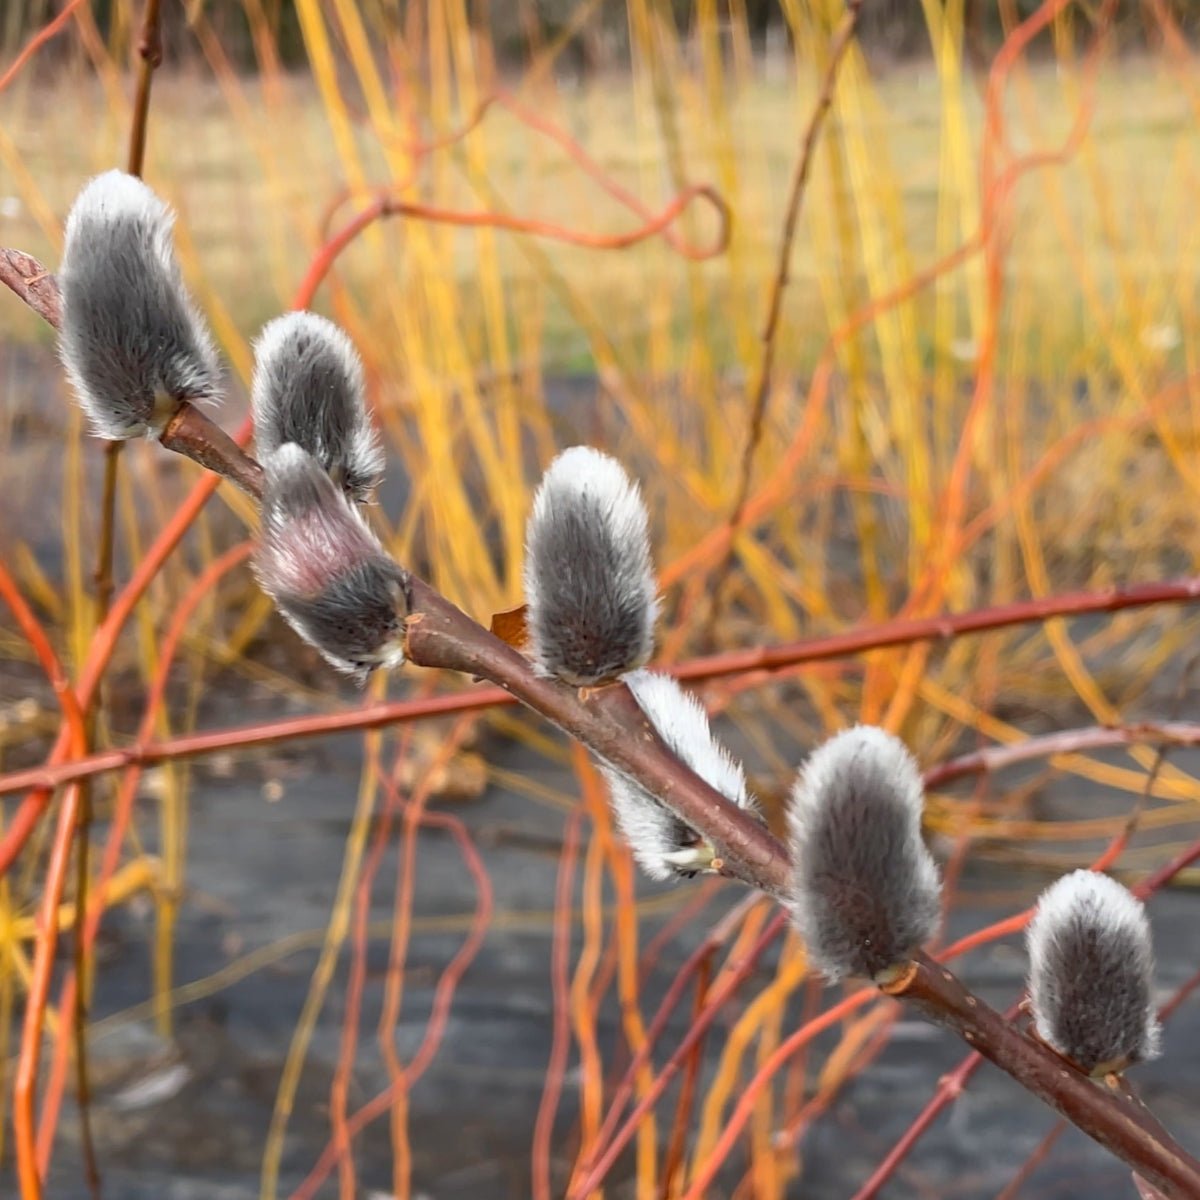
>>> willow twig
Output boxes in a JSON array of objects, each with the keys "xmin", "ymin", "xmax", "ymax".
[
  {"xmin": 891, "ymin": 953, "xmax": 1200, "ymax": 1200},
  {"xmin": 705, "ymin": 0, "xmax": 863, "ymax": 638}
]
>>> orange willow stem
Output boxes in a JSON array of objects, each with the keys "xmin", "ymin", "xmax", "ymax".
[
  {"xmin": 34, "ymin": 543, "xmax": 254, "ymax": 1171},
  {"xmin": 568, "ymin": 911, "xmax": 786, "ymax": 1199},
  {"xmin": 0, "ymin": 462, "xmax": 234, "ymax": 877},
  {"xmin": 287, "ymin": 798, "xmax": 494, "ymax": 1200},
  {"xmin": 0, "ymin": 0, "xmax": 88, "ymax": 94},
  {"xmin": 327, "ymin": 85, "xmax": 726, "ymax": 262},
  {"xmin": 14, "ymin": 785, "xmax": 82, "ymax": 1200},
  {"xmin": 293, "ymin": 183, "xmax": 728, "ymax": 310},
  {"xmin": 0, "ymin": 567, "xmax": 88, "ymax": 1200}
]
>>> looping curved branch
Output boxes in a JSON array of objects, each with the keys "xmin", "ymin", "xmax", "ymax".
[{"xmin": 295, "ymin": 183, "xmax": 730, "ymax": 308}]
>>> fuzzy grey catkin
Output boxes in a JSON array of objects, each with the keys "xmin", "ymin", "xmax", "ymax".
[
  {"xmin": 251, "ymin": 312, "xmax": 383, "ymax": 502},
  {"xmin": 786, "ymin": 726, "xmax": 941, "ymax": 983},
  {"xmin": 1026, "ymin": 870, "xmax": 1161, "ymax": 1075},
  {"xmin": 254, "ymin": 444, "xmax": 407, "ymax": 683},
  {"xmin": 523, "ymin": 446, "xmax": 659, "ymax": 686},
  {"xmin": 600, "ymin": 670, "xmax": 760, "ymax": 880},
  {"xmin": 58, "ymin": 170, "xmax": 220, "ymax": 440}
]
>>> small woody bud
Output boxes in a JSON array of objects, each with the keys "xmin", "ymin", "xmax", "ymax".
[
  {"xmin": 251, "ymin": 312, "xmax": 383, "ymax": 502},
  {"xmin": 58, "ymin": 170, "xmax": 220, "ymax": 440},
  {"xmin": 600, "ymin": 670, "xmax": 760, "ymax": 881},
  {"xmin": 523, "ymin": 446, "xmax": 659, "ymax": 686},
  {"xmin": 786, "ymin": 726, "xmax": 941, "ymax": 983},
  {"xmin": 1026, "ymin": 870, "xmax": 1161, "ymax": 1076},
  {"xmin": 254, "ymin": 444, "xmax": 407, "ymax": 683}
]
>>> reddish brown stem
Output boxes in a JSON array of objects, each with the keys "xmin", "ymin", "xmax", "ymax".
[
  {"xmin": 159, "ymin": 401, "xmax": 265, "ymax": 497},
  {"xmin": 126, "ymin": 0, "xmax": 163, "ymax": 178},
  {"xmin": 659, "ymin": 955, "xmax": 713, "ymax": 1198},
  {"xmin": 0, "ymin": 249, "xmax": 62, "ymax": 325},
  {"xmin": 7, "ymin": 590, "xmax": 1200, "ymax": 807},
  {"xmin": 893, "ymin": 953, "xmax": 1200, "ymax": 1200},
  {"xmin": 403, "ymin": 578, "xmax": 791, "ymax": 895},
  {"xmin": 708, "ymin": 0, "xmax": 864, "ymax": 635},
  {"xmin": 994, "ymin": 1121, "xmax": 1067, "ymax": 1200},
  {"xmin": 924, "ymin": 721, "xmax": 1200, "ymax": 788}
]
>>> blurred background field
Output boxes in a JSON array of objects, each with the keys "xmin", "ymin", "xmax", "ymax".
[{"xmin": 3, "ymin": 2, "xmax": 1200, "ymax": 1197}]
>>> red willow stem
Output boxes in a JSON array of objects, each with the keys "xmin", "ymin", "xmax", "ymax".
[
  {"xmin": 569, "ymin": 914, "xmax": 789, "ymax": 1199},
  {"xmin": 6, "ymin": 591, "xmax": 1200, "ymax": 804},
  {"xmin": 571, "ymin": 893, "xmax": 769, "ymax": 1191},
  {"xmin": 923, "ymin": 721, "xmax": 1200, "ymax": 788},
  {"xmin": 531, "ymin": 808, "xmax": 584, "ymax": 1200}
]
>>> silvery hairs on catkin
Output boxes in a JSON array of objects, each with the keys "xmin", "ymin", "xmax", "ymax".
[
  {"xmin": 787, "ymin": 725, "xmax": 941, "ymax": 983},
  {"xmin": 1026, "ymin": 870, "xmax": 1161, "ymax": 1076},
  {"xmin": 600, "ymin": 670, "xmax": 761, "ymax": 880},
  {"xmin": 58, "ymin": 170, "xmax": 220, "ymax": 440},
  {"xmin": 523, "ymin": 446, "xmax": 659, "ymax": 687},
  {"xmin": 254, "ymin": 444, "xmax": 407, "ymax": 684},
  {"xmin": 251, "ymin": 311, "xmax": 383, "ymax": 502}
]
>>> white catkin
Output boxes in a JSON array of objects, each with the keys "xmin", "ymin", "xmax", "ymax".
[
  {"xmin": 251, "ymin": 312, "xmax": 383, "ymax": 502},
  {"xmin": 253, "ymin": 444, "xmax": 407, "ymax": 683},
  {"xmin": 523, "ymin": 446, "xmax": 659, "ymax": 686},
  {"xmin": 58, "ymin": 170, "xmax": 220, "ymax": 439},
  {"xmin": 1027, "ymin": 870, "xmax": 1161, "ymax": 1074},
  {"xmin": 786, "ymin": 725, "xmax": 941, "ymax": 982}
]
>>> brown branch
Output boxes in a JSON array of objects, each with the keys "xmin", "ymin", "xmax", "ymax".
[
  {"xmin": 891, "ymin": 953, "xmax": 1200, "ymax": 1200},
  {"xmin": 159, "ymin": 402, "xmax": 264, "ymax": 498},
  {"xmin": 706, "ymin": 0, "xmax": 864, "ymax": 636},
  {"xmin": 0, "ymin": 249, "xmax": 62, "ymax": 325},
  {"xmin": 126, "ymin": 0, "xmax": 163, "ymax": 178},
  {"xmin": 75, "ymin": 0, "xmax": 166, "ymax": 1176},
  {"xmin": 75, "ymin": 7, "xmax": 175, "ymax": 1159},
  {"xmin": 402, "ymin": 578, "xmax": 791, "ymax": 896},
  {"xmin": 923, "ymin": 721, "xmax": 1200, "ymax": 789}
]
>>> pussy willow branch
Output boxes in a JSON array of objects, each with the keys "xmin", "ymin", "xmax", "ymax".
[
  {"xmin": 997, "ymin": 971, "xmax": 1200, "ymax": 1200},
  {"xmin": 0, "ymin": 254, "xmax": 787, "ymax": 897},
  {"xmin": 7, "ymin": 249, "xmax": 1200, "ymax": 1191},
  {"xmin": 402, "ymin": 579, "xmax": 791, "ymax": 894}
]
